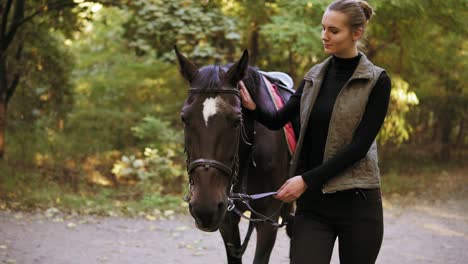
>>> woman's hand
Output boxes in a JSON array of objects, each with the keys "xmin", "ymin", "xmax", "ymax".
[
  {"xmin": 274, "ymin": 176, "xmax": 308, "ymax": 203},
  {"xmin": 239, "ymin": 81, "xmax": 256, "ymax": 111}
]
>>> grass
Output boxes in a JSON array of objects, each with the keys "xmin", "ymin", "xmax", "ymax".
[
  {"xmin": 379, "ymin": 156, "xmax": 467, "ymax": 207},
  {"xmin": 0, "ymin": 163, "xmax": 187, "ymax": 217},
  {"xmin": 1, "ymin": 155, "xmax": 466, "ymax": 216}
]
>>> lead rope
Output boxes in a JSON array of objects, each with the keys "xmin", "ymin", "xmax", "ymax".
[{"xmin": 227, "ymin": 192, "xmax": 287, "ymax": 228}]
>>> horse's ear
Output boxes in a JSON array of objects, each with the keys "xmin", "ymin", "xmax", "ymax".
[
  {"xmin": 174, "ymin": 45, "xmax": 198, "ymax": 83},
  {"xmin": 225, "ymin": 50, "xmax": 249, "ymax": 88}
]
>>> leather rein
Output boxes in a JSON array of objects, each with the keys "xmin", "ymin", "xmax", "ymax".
[{"xmin": 183, "ymin": 86, "xmax": 286, "ymax": 228}]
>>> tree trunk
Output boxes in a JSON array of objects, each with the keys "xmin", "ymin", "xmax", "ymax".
[
  {"xmin": 438, "ymin": 110, "xmax": 453, "ymax": 161},
  {"xmin": 440, "ymin": 124, "xmax": 451, "ymax": 161},
  {"xmin": 0, "ymin": 97, "xmax": 6, "ymax": 160},
  {"xmin": 248, "ymin": 20, "xmax": 259, "ymax": 66},
  {"xmin": 431, "ymin": 115, "xmax": 439, "ymax": 141},
  {"xmin": 288, "ymin": 48, "xmax": 296, "ymax": 81},
  {"xmin": 0, "ymin": 53, "xmax": 7, "ymax": 160},
  {"xmin": 455, "ymin": 118, "xmax": 465, "ymax": 147}
]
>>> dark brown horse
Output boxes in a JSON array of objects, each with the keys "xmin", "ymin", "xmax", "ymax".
[{"xmin": 176, "ymin": 47, "xmax": 293, "ymax": 264}]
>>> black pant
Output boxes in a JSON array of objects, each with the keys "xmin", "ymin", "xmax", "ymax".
[{"xmin": 291, "ymin": 188, "xmax": 383, "ymax": 264}]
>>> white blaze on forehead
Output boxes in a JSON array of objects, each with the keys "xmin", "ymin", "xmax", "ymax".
[{"xmin": 202, "ymin": 96, "xmax": 223, "ymax": 126}]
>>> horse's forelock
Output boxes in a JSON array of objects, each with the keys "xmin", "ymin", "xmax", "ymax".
[
  {"xmin": 194, "ymin": 64, "xmax": 260, "ymax": 92},
  {"xmin": 195, "ymin": 65, "xmax": 222, "ymax": 90}
]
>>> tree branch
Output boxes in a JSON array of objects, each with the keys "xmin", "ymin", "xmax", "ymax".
[
  {"xmin": 5, "ymin": 34, "xmax": 23, "ymax": 102},
  {"xmin": 1, "ymin": 0, "xmax": 79, "ymax": 50},
  {"xmin": 2, "ymin": 0, "xmax": 122, "ymax": 48},
  {"xmin": 1, "ymin": 0, "xmax": 14, "ymax": 38},
  {"xmin": 15, "ymin": 0, "xmax": 76, "ymax": 26},
  {"xmin": 1, "ymin": 0, "xmax": 23, "ymax": 50},
  {"xmin": 6, "ymin": 73, "xmax": 18, "ymax": 102}
]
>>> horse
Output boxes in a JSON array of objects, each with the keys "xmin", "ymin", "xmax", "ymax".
[{"xmin": 175, "ymin": 47, "xmax": 294, "ymax": 264}]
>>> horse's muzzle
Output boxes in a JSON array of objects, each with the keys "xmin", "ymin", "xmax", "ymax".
[{"xmin": 189, "ymin": 201, "xmax": 227, "ymax": 232}]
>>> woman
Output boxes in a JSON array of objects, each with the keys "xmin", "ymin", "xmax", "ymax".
[{"xmin": 239, "ymin": 0, "xmax": 391, "ymax": 263}]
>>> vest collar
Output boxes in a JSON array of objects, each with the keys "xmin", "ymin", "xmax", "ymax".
[{"xmin": 305, "ymin": 52, "xmax": 374, "ymax": 81}]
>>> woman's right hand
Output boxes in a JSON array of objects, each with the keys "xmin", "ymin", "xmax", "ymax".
[{"xmin": 239, "ymin": 81, "xmax": 257, "ymax": 111}]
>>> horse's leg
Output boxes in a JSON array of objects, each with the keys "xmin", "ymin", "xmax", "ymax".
[
  {"xmin": 220, "ymin": 211, "xmax": 243, "ymax": 264},
  {"xmin": 252, "ymin": 220, "xmax": 279, "ymax": 264}
]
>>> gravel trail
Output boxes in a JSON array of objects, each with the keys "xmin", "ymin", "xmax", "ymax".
[{"xmin": 1, "ymin": 199, "xmax": 467, "ymax": 264}]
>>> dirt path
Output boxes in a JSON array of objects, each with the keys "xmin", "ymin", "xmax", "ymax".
[{"xmin": 1, "ymin": 199, "xmax": 467, "ymax": 264}]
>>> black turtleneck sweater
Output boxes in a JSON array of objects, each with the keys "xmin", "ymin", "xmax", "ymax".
[{"xmin": 255, "ymin": 54, "xmax": 391, "ymax": 199}]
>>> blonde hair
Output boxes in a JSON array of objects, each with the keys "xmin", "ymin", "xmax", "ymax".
[{"xmin": 327, "ymin": 0, "xmax": 374, "ymax": 32}]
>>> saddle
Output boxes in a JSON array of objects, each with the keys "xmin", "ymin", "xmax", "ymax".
[{"xmin": 259, "ymin": 71, "xmax": 299, "ymax": 155}]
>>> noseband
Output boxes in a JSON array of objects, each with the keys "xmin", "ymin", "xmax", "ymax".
[{"xmin": 183, "ymin": 87, "xmax": 250, "ymax": 202}]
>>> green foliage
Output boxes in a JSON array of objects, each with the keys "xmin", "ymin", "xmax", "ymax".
[
  {"xmin": 0, "ymin": 162, "xmax": 185, "ymax": 215},
  {"xmin": 122, "ymin": 0, "xmax": 240, "ymax": 63},
  {"xmin": 112, "ymin": 148, "xmax": 185, "ymax": 193},
  {"xmin": 378, "ymin": 77, "xmax": 419, "ymax": 145},
  {"xmin": 3, "ymin": 1, "xmax": 467, "ymax": 213},
  {"xmin": 131, "ymin": 116, "xmax": 183, "ymax": 149},
  {"xmin": 368, "ymin": 0, "xmax": 467, "ymax": 151},
  {"xmin": 260, "ymin": 0, "xmax": 328, "ymax": 77},
  {"xmin": 7, "ymin": 18, "xmax": 75, "ymax": 134},
  {"xmin": 70, "ymin": 7, "xmax": 187, "ymax": 193},
  {"xmin": 112, "ymin": 115, "xmax": 185, "ymax": 193},
  {"xmin": 67, "ymin": 7, "xmax": 187, "ymax": 154}
]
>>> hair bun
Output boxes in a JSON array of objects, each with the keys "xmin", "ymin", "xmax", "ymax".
[{"xmin": 358, "ymin": 0, "xmax": 374, "ymax": 21}]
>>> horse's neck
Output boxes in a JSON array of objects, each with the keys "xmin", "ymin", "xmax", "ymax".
[{"xmin": 250, "ymin": 72, "xmax": 277, "ymax": 117}]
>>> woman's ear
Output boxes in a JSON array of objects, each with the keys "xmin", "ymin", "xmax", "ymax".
[{"xmin": 352, "ymin": 27, "xmax": 364, "ymax": 41}]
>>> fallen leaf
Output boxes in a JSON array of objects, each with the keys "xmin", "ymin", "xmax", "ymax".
[
  {"xmin": 107, "ymin": 211, "xmax": 118, "ymax": 217},
  {"xmin": 67, "ymin": 223, "xmax": 77, "ymax": 229},
  {"xmin": 185, "ymin": 244, "xmax": 194, "ymax": 249},
  {"xmin": 145, "ymin": 215, "xmax": 156, "ymax": 221},
  {"xmin": 97, "ymin": 256, "xmax": 109, "ymax": 262},
  {"xmin": 148, "ymin": 225, "xmax": 162, "ymax": 231},
  {"xmin": 13, "ymin": 213, "xmax": 23, "ymax": 220},
  {"xmin": 52, "ymin": 217, "xmax": 64, "ymax": 223},
  {"xmin": 153, "ymin": 209, "xmax": 161, "ymax": 215},
  {"xmin": 163, "ymin": 210, "xmax": 174, "ymax": 217},
  {"xmin": 45, "ymin": 207, "xmax": 61, "ymax": 218},
  {"xmin": 175, "ymin": 225, "xmax": 189, "ymax": 231}
]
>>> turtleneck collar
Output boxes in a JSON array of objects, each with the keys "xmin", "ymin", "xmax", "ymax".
[{"xmin": 331, "ymin": 53, "xmax": 362, "ymax": 72}]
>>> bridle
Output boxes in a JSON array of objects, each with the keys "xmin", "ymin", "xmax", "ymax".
[
  {"xmin": 183, "ymin": 87, "xmax": 246, "ymax": 203},
  {"xmin": 182, "ymin": 83, "xmax": 287, "ymax": 229}
]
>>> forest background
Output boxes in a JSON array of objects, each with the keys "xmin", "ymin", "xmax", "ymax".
[{"xmin": 0, "ymin": 0, "xmax": 466, "ymax": 216}]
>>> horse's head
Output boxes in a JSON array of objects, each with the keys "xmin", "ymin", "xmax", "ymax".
[{"xmin": 175, "ymin": 47, "xmax": 249, "ymax": 232}]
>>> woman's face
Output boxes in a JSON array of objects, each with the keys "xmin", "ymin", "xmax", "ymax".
[{"xmin": 321, "ymin": 10, "xmax": 362, "ymax": 58}]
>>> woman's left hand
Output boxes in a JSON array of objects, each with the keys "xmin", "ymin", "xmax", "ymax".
[{"xmin": 274, "ymin": 176, "xmax": 308, "ymax": 203}]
